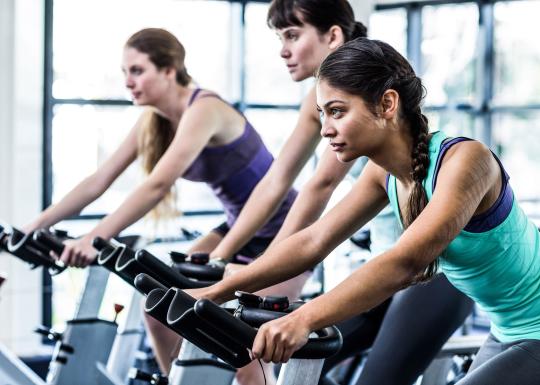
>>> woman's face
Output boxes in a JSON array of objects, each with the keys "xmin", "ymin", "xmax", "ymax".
[
  {"xmin": 122, "ymin": 47, "xmax": 171, "ymax": 106},
  {"xmin": 316, "ymin": 80, "xmax": 387, "ymax": 163},
  {"xmin": 276, "ymin": 21, "xmax": 335, "ymax": 82}
]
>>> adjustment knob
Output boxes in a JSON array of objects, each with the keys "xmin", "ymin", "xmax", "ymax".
[
  {"xmin": 262, "ymin": 295, "xmax": 289, "ymax": 311},
  {"xmin": 169, "ymin": 251, "xmax": 187, "ymax": 263},
  {"xmin": 190, "ymin": 253, "xmax": 209, "ymax": 265},
  {"xmin": 235, "ymin": 291, "xmax": 261, "ymax": 308}
]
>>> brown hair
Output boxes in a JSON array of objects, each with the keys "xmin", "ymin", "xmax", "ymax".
[
  {"xmin": 267, "ymin": 0, "xmax": 367, "ymax": 42},
  {"xmin": 126, "ymin": 28, "xmax": 190, "ymax": 219},
  {"xmin": 318, "ymin": 38, "xmax": 435, "ymax": 282}
]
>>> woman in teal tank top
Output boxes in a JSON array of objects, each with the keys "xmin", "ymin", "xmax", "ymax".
[{"xmin": 191, "ymin": 38, "xmax": 540, "ymax": 384}]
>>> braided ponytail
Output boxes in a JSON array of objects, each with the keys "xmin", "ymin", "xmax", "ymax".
[
  {"xmin": 318, "ymin": 38, "xmax": 438, "ymax": 281},
  {"xmin": 405, "ymin": 110, "xmax": 437, "ymax": 281}
]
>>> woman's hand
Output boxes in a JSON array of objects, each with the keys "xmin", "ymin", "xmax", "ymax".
[
  {"xmin": 223, "ymin": 262, "xmax": 245, "ymax": 278},
  {"xmin": 251, "ymin": 312, "xmax": 311, "ymax": 363},
  {"xmin": 56, "ymin": 235, "xmax": 97, "ymax": 268},
  {"xmin": 183, "ymin": 286, "xmax": 222, "ymax": 303}
]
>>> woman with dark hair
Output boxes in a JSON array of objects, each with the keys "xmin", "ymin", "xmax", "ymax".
[
  {"xmin": 23, "ymin": 28, "xmax": 297, "ymax": 379},
  {"xmin": 208, "ymin": 1, "xmax": 473, "ymax": 384},
  {"xmin": 194, "ymin": 38, "xmax": 540, "ymax": 385}
]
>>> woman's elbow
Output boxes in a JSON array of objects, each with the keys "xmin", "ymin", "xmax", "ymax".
[{"xmin": 148, "ymin": 179, "xmax": 173, "ymax": 198}]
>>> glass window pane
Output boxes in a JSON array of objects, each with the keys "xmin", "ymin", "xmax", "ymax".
[
  {"xmin": 52, "ymin": 105, "xmax": 143, "ymax": 215},
  {"xmin": 369, "ymin": 9, "xmax": 407, "ymax": 58},
  {"xmin": 492, "ymin": 112, "xmax": 540, "ymax": 204},
  {"xmin": 493, "ymin": 1, "xmax": 540, "ymax": 105},
  {"xmin": 52, "ymin": 105, "xmax": 222, "ymax": 215},
  {"xmin": 421, "ymin": 3, "xmax": 479, "ymax": 106},
  {"xmin": 244, "ymin": 3, "xmax": 312, "ymax": 105},
  {"xmin": 177, "ymin": 179, "xmax": 222, "ymax": 213},
  {"xmin": 244, "ymin": 108, "xmax": 300, "ymax": 156},
  {"xmin": 53, "ymin": 0, "xmax": 236, "ymax": 101},
  {"xmin": 425, "ymin": 110, "xmax": 476, "ymax": 139},
  {"xmin": 244, "ymin": 108, "xmax": 316, "ymax": 189}
]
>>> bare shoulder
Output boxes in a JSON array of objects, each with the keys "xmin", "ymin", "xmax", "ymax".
[
  {"xmin": 299, "ymin": 86, "xmax": 320, "ymax": 124},
  {"xmin": 183, "ymin": 90, "xmax": 236, "ymax": 126},
  {"xmin": 361, "ymin": 160, "xmax": 389, "ymax": 192},
  {"xmin": 440, "ymin": 140, "xmax": 497, "ymax": 175}
]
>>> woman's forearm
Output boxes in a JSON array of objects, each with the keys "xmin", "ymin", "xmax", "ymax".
[
  {"xmin": 210, "ymin": 226, "xmax": 324, "ymax": 302},
  {"xmin": 210, "ymin": 174, "xmax": 292, "ymax": 259},
  {"xmin": 271, "ymin": 179, "xmax": 336, "ymax": 245},
  {"xmin": 86, "ymin": 180, "xmax": 169, "ymax": 240},
  {"xmin": 26, "ymin": 175, "xmax": 106, "ymax": 231},
  {"xmin": 296, "ymin": 250, "xmax": 417, "ymax": 331}
]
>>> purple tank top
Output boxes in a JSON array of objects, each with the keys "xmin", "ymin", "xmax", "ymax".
[{"xmin": 182, "ymin": 89, "xmax": 297, "ymax": 237}]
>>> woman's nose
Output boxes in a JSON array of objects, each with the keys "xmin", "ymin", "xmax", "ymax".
[
  {"xmin": 320, "ymin": 120, "xmax": 336, "ymax": 138},
  {"xmin": 280, "ymin": 45, "xmax": 291, "ymax": 59}
]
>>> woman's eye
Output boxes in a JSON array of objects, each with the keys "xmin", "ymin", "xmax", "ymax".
[
  {"xmin": 330, "ymin": 108, "xmax": 343, "ymax": 118},
  {"xmin": 286, "ymin": 32, "xmax": 298, "ymax": 41},
  {"xmin": 317, "ymin": 108, "xmax": 325, "ymax": 121}
]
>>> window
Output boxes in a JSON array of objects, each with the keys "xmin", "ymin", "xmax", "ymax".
[
  {"xmin": 44, "ymin": 0, "xmax": 312, "ymax": 329},
  {"xmin": 48, "ymin": 0, "xmax": 238, "ymax": 219}
]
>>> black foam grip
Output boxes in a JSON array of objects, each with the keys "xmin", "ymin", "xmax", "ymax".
[
  {"xmin": 92, "ymin": 237, "xmax": 113, "ymax": 252},
  {"xmin": 173, "ymin": 262, "xmax": 224, "ymax": 281},
  {"xmin": 134, "ymin": 273, "xmax": 167, "ymax": 295},
  {"xmin": 33, "ymin": 230, "xmax": 64, "ymax": 255},
  {"xmin": 196, "ymin": 299, "xmax": 342, "ymax": 359},
  {"xmin": 135, "ymin": 249, "xmax": 214, "ymax": 289}
]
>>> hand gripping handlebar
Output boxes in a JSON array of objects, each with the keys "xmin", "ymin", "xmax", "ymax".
[{"xmin": 135, "ymin": 273, "xmax": 342, "ymax": 368}]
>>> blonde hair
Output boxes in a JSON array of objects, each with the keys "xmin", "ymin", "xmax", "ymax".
[
  {"xmin": 126, "ymin": 28, "xmax": 192, "ymax": 221},
  {"xmin": 137, "ymin": 109, "xmax": 180, "ymax": 220}
]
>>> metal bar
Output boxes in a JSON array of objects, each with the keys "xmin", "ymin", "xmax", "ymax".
[
  {"xmin": 52, "ymin": 98, "xmax": 133, "ymax": 106},
  {"xmin": 406, "ymin": 3, "xmax": 422, "ymax": 73},
  {"xmin": 42, "ymin": 0, "xmax": 54, "ymax": 332}
]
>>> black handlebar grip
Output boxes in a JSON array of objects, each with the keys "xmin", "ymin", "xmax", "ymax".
[
  {"xmin": 92, "ymin": 237, "xmax": 113, "ymax": 252},
  {"xmin": 173, "ymin": 261, "xmax": 224, "ymax": 281},
  {"xmin": 134, "ymin": 273, "xmax": 167, "ymax": 295},
  {"xmin": 135, "ymin": 249, "xmax": 214, "ymax": 289},
  {"xmin": 33, "ymin": 230, "xmax": 64, "ymax": 255},
  {"xmin": 194, "ymin": 299, "xmax": 257, "ymax": 347},
  {"xmin": 195, "ymin": 298, "xmax": 342, "ymax": 360}
]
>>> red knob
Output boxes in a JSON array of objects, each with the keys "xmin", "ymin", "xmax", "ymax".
[{"xmin": 114, "ymin": 304, "xmax": 125, "ymax": 315}]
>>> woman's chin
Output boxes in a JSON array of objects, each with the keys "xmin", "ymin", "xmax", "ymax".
[{"xmin": 336, "ymin": 151, "xmax": 360, "ymax": 163}]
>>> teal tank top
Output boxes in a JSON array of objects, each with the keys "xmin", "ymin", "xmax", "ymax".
[{"xmin": 387, "ymin": 131, "xmax": 540, "ymax": 342}]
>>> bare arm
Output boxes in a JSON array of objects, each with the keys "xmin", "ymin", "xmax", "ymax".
[
  {"xmin": 86, "ymin": 100, "xmax": 222, "ymax": 241},
  {"xmin": 270, "ymin": 145, "xmax": 355, "ymax": 245},
  {"xmin": 60, "ymin": 99, "xmax": 224, "ymax": 266},
  {"xmin": 210, "ymin": 87, "xmax": 322, "ymax": 260},
  {"xmin": 250, "ymin": 142, "xmax": 500, "ymax": 363},
  {"xmin": 23, "ymin": 113, "xmax": 144, "ymax": 232},
  {"xmin": 206, "ymin": 160, "xmax": 390, "ymax": 303}
]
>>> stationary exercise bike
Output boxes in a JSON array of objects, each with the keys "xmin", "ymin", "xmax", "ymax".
[
  {"xmin": 135, "ymin": 273, "xmax": 342, "ymax": 385},
  {"xmin": 90, "ymin": 237, "xmax": 224, "ymax": 385},
  {"xmin": 0, "ymin": 225, "xmax": 124, "ymax": 385}
]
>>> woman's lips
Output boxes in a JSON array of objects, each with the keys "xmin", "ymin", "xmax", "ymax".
[{"xmin": 330, "ymin": 142, "xmax": 345, "ymax": 151}]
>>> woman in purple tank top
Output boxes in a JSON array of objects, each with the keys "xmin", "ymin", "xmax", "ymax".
[{"xmin": 23, "ymin": 28, "xmax": 295, "ymax": 381}]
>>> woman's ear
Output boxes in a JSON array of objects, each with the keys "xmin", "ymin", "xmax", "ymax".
[
  {"xmin": 164, "ymin": 66, "xmax": 176, "ymax": 80},
  {"xmin": 327, "ymin": 25, "xmax": 345, "ymax": 50},
  {"xmin": 380, "ymin": 89, "xmax": 400, "ymax": 119}
]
